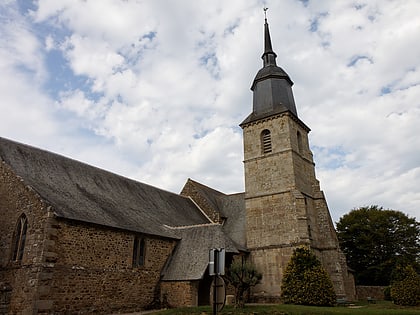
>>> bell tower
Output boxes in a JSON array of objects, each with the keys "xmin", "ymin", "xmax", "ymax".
[{"xmin": 240, "ymin": 15, "xmax": 355, "ymax": 301}]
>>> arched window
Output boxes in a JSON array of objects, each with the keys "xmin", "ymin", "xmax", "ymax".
[
  {"xmin": 297, "ymin": 130, "xmax": 303, "ymax": 153},
  {"xmin": 261, "ymin": 129, "xmax": 272, "ymax": 154},
  {"xmin": 11, "ymin": 214, "xmax": 28, "ymax": 262},
  {"xmin": 132, "ymin": 237, "xmax": 145, "ymax": 267}
]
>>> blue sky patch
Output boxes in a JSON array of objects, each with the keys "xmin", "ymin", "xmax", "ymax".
[
  {"xmin": 309, "ymin": 12, "xmax": 328, "ymax": 32},
  {"xmin": 347, "ymin": 55, "xmax": 373, "ymax": 67},
  {"xmin": 298, "ymin": 0, "xmax": 310, "ymax": 7},
  {"xmin": 44, "ymin": 49, "xmax": 96, "ymax": 99},
  {"xmin": 381, "ymin": 86, "xmax": 391, "ymax": 95},
  {"xmin": 312, "ymin": 145, "xmax": 348, "ymax": 170}
]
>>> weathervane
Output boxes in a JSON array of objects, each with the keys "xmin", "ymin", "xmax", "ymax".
[{"xmin": 263, "ymin": 7, "xmax": 268, "ymax": 20}]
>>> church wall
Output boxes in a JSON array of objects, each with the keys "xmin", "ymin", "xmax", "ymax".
[
  {"xmin": 248, "ymin": 247, "xmax": 295, "ymax": 301},
  {"xmin": 45, "ymin": 220, "xmax": 177, "ymax": 314},
  {"xmin": 243, "ymin": 116, "xmax": 295, "ymax": 199},
  {"xmin": 161, "ymin": 281, "xmax": 198, "ymax": 308},
  {"xmin": 312, "ymin": 192, "xmax": 339, "ymax": 248},
  {"xmin": 0, "ymin": 160, "xmax": 52, "ymax": 315},
  {"xmin": 244, "ymin": 153, "xmax": 295, "ymax": 197},
  {"xmin": 246, "ymin": 193, "xmax": 305, "ymax": 249},
  {"xmin": 315, "ymin": 248, "xmax": 356, "ymax": 300},
  {"xmin": 291, "ymin": 150, "xmax": 317, "ymax": 196},
  {"xmin": 243, "ymin": 115, "xmax": 291, "ymax": 161},
  {"xmin": 180, "ymin": 180, "xmax": 220, "ymax": 223}
]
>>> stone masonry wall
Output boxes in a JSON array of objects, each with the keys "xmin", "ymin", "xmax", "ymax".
[
  {"xmin": 0, "ymin": 158, "xmax": 178, "ymax": 314},
  {"xmin": 242, "ymin": 113, "xmax": 355, "ymax": 301},
  {"xmin": 0, "ymin": 159, "xmax": 52, "ymax": 315},
  {"xmin": 180, "ymin": 180, "xmax": 220, "ymax": 223},
  {"xmin": 161, "ymin": 281, "xmax": 198, "ymax": 307},
  {"xmin": 356, "ymin": 286, "xmax": 386, "ymax": 301},
  {"xmin": 249, "ymin": 247, "xmax": 295, "ymax": 300},
  {"xmin": 246, "ymin": 192, "xmax": 304, "ymax": 249},
  {"xmin": 46, "ymin": 219, "xmax": 177, "ymax": 314}
]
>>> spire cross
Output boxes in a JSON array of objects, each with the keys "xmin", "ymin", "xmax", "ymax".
[{"xmin": 263, "ymin": 7, "xmax": 268, "ymax": 20}]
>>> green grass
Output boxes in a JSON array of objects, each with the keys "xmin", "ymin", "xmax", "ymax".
[{"xmin": 154, "ymin": 301, "xmax": 420, "ymax": 315}]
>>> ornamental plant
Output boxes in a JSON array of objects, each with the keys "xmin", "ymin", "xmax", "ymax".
[
  {"xmin": 281, "ymin": 246, "xmax": 336, "ymax": 306},
  {"xmin": 390, "ymin": 265, "xmax": 420, "ymax": 306},
  {"xmin": 224, "ymin": 258, "xmax": 262, "ymax": 308}
]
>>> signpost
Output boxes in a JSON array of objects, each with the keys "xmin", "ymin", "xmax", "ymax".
[
  {"xmin": 210, "ymin": 276, "xmax": 226, "ymax": 313},
  {"xmin": 209, "ymin": 248, "xmax": 226, "ymax": 315}
]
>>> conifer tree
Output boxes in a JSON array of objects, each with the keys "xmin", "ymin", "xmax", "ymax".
[
  {"xmin": 281, "ymin": 246, "xmax": 336, "ymax": 306},
  {"xmin": 390, "ymin": 265, "xmax": 420, "ymax": 306}
]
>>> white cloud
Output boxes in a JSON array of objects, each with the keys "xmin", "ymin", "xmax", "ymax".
[{"xmin": 0, "ymin": 0, "xmax": 419, "ymax": 223}]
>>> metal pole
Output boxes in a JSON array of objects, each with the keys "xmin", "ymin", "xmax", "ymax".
[{"xmin": 213, "ymin": 250, "xmax": 218, "ymax": 315}]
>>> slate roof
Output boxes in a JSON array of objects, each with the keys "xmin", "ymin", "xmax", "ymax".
[
  {"xmin": 218, "ymin": 192, "xmax": 246, "ymax": 249},
  {"xmin": 161, "ymin": 224, "xmax": 240, "ymax": 281},
  {"xmin": 240, "ymin": 18, "xmax": 301, "ymax": 127},
  {"xmin": 0, "ymin": 137, "xmax": 210, "ymax": 239}
]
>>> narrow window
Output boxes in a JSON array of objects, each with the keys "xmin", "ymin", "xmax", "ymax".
[
  {"xmin": 297, "ymin": 130, "xmax": 303, "ymax": 153},
  {"xmin": 11, "ymin": 214, "xmax": 28, "ymax": 262},
  {"xmin": 261, "ymin": 129, "xmax": 272, "ymax": 154},
  {"xmin": 132, "ymin": 237, "xmax": 145, "ymax": 267}
]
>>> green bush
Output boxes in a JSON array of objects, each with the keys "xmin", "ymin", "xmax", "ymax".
[
  {"xmin": 281, "ymin": 246, "xmax": 336, "ymax": 306},
  {"xmin": 390, "ymin": 265, "xmax": 420, "ymax": 306},
  {"xmin": 224, "ymin": 259, "xmax": 262, "ymax": 308}
]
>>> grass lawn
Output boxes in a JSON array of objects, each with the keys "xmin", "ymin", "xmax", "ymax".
[{"xmin": 153, "ymin": 301, "xmax": 420, "ymax": 315}]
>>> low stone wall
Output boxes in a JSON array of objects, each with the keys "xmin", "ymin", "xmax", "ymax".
[{"xmin": 356, "ymin": 285, "xmax": 387, "ymax": 301}]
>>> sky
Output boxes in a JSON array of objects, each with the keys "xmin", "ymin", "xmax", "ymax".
[{"xmin": 0, "ymin": 0, "xmax": 419, "ymax": 223}]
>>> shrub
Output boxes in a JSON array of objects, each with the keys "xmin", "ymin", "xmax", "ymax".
[
  {"xmin": 224, "ymin": 259, "xmax": 262, "ymax": 308},
  {"xmin": 390, "ymin": 265, "xmax": 420, "ymax": 306},
  {"xmin": 281, "ymin": 246, "xmax": 336, "ymax": 306}
]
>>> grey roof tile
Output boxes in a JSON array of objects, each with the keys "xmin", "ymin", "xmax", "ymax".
[
  {"xmin": 0, "ymin": 137, "xmax": 210, "ymax": 238},
  {"xmin": 181, "ymin": 179, "xmax": 246, "ymax": 248},
  {"xmin": 161, "ymin": 224, "xmax": 239, "ymax": 281}
]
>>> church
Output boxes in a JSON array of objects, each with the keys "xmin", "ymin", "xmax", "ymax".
[{"xmin": 0, "ymin": 18, "xmax": 355, "ymax": 314}]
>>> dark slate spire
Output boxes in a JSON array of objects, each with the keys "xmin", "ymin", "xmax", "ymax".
[
  {"xmin": 262, "ymin": 18, "xmax": 277, "ymax": 67},
  {"xmin": 241, "ymin": 12, "xmax": 298, "ymax": 126}
]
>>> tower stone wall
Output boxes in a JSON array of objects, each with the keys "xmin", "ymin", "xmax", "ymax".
[{"xmin": 243, "ymin": 112, "xmax": 355, "ymax": 300}]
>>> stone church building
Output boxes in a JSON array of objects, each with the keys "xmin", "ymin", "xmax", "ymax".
[{"xmin": 0, "ymin": 19, "xmax": 355, "ymax": 314}]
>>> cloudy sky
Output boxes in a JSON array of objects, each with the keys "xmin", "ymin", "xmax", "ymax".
[{"xmin": 1, "ymin": 0, "xmax": 419, "ymax": 222}]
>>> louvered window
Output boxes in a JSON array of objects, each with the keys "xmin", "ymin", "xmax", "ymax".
[
  {"xmin": 261, "ymin": 129, "xmax": 272, "ymax": 154},
  {"xmin": 11, "ymin": 214, "xmax": 28, "ymax": 262}
]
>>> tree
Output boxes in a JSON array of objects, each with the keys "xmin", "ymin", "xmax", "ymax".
[
  {"xmin": 281, "ymin": 246, "xmax": 336, "ymax": 306},
  {"xmin": 336, "ymin": 205, "xmax": 419, "ymax": 285},
  {"xmin": 224, "ymin": 258, "xmax": 262, "ymax": 308},
  {"xmin": 390, "ymin": 265, "xmax": 420, "ymax": 306}
]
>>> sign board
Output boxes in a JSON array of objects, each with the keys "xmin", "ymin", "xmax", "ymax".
[{"xmin": 209, "ymin": 248, "xmax": 225, "ymax": 276}]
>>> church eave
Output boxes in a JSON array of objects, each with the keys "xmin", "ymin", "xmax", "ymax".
[{"xmin": 240, "ymin": 110, "xmax": 310, "ymax": 132}]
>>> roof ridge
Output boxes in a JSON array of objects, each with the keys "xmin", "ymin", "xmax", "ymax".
[{"xmin": 163, "ymin": 223, "xmax": 220, "ymax": 230}]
